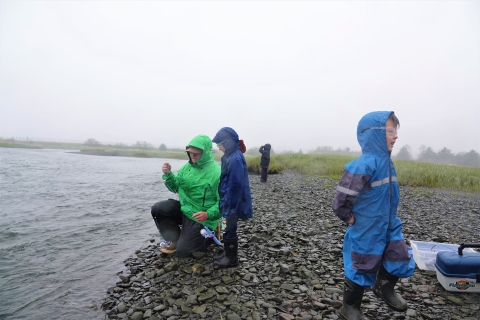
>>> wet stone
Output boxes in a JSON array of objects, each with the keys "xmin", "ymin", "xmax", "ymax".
[
  {"xmin": 143, "ymin": 309, "xmax": 152, "ymax": 318},
  {"xmin": 320, "ymin": 298, "xmax": 335, "ymax": 306},
  {"xmin": 222, "ymin": 276, "xmax": 234, "ymax": 284},
  {"xmin": 130, "ymin": 311, "xmax": 143, "ymax": 320},
  {"xmin": 153, "ymin": 304, "xmax": 166, "ymax": 311},
  {"xmin": 406, "ymin": 309, "xmax": 417, "ymax": 317},
  {"xmin": 445, "ymin": 295, "xmax": 464, "ymax": 306},
  {"xmin": 185, "ymin": 294, "xmax": 197, "ymax": 306},
  {"xmin": 117, "ymin": 302, "xmax": 127, "ymax": 313},
  {"xmin": 325, "ymin": 287, "xmax": 342, "ymax": 295},
  {"xmin": 280, "ymin": 284, "xmax": 295, "ymax": 291},
  {"xmin": 243, "ymin": 301, "xmax": 256, "ymax": 309},
  {"xmin": 280, "ymin": 264, "xmax": 290, "ymax": 273},
  {"xmin": 216, "ymin": 294, "xmax": 227, "ymax": 301},
  {"xmin": 216, "ymin": 286, "xmax": 229, "ymax": 294},
  {"xmin": 198, "ymin": 289, "xmax": 216, "ymax": 302}
]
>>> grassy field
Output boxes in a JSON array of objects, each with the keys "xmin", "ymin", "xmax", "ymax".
[
  {"xmin": 246, "ymin": 154, "xmax": 480, "ymax": 193},
  {"xmin": 0, "ymin": 142, "xmax": 42, "ymax": 149},
  {"xmin": 2, "ymin": 140, "xmax": 479, "ymax": 193}
]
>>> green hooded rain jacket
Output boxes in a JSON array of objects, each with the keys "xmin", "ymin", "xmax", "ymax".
[{"xmin": 162, "ymin": 135, "xmax": 221, "ymax": 230}]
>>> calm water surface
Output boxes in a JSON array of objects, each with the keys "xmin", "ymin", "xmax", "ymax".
[{"xmin": 0, "ymin": 148, "xmax": 187, "ymax": 320}]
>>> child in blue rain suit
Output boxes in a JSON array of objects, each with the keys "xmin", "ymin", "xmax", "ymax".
[{"xmin": 332, "ymin": 111, "xmax": 416, "ymax": 320}]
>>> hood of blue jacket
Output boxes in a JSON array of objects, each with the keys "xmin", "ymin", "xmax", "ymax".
[
  {"xmin": 212, "ymin": 127, "xmax": 239, "ymax": 155},
  {"xmin": 357, "ymin": 111, "xmax": 393, "ymax": 157}
]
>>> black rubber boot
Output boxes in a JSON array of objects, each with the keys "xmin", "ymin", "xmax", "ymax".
[
  {"xmin": 372, "ymin": 265, "xmax": 408, "ymax": 312},
  {"xmin": 214, "ymin": 239, "xmax": 238, "ymax": 268},
  {"xmin": 340, "ymin": 278, "xmax": 368, "ymax": 320},
  {"xmin": 213, "ymin": 250, "xmax": 225, "ymax": 261}
]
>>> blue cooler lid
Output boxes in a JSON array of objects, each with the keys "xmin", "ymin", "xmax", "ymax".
[{"xmin": 435, "ymin": 251, "xmax": 480, "ymax": 279}]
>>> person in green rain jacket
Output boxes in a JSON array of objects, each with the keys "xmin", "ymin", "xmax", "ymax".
[{"xmin": 151, "ymin": 134, "xmax": 221, "ymax": 257}]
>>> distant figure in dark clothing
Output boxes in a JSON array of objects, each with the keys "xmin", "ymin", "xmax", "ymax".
[{"xmin": 259, "ymin": 144, "xmax": 271, "ymax": 182}]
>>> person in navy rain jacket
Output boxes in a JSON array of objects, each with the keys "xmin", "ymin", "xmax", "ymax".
[{"xmin": 211, "ymin": 127, "xmax": 253, "ymax": 268}]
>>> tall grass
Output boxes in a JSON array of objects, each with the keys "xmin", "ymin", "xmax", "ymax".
[
  {"xmin": 0, "ymin": 142, "xmax": 41, "ymax": 149},
  {"xmin": 0, "ymin": 140, "xmax": 86, "ymax": 150},
  {"xmin": 246, "ymin": 154, "xmax": 480, "ymax": 193},
  {"xmin": 394, "ymin": 160, "xmax": 480, "ymax": 193},
  {"xmin": 246, "ymin": 153, "xmax": 353, "ymax": 177}
]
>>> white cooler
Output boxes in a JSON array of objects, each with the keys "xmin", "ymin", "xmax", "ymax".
[{"xmin": 410, "ymin": 240, "xmax": 476, "ymax": 271}]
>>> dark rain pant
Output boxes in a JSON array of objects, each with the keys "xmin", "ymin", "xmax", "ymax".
[
  {"xmin": 151, "ymin": 199, "xmax": 208, "ymax": 257},
  {"xmin": 223, "ymin": 216, "xmax": 239, "ymax": 241},
  {"xmin": 260, "ymin": 167, "xmax": 268, "ymax": 182}
]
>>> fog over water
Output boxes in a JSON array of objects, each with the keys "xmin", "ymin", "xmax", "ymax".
[{"xmin": 0, "ymin": 1, "xmax": 479, "ymax": 155}]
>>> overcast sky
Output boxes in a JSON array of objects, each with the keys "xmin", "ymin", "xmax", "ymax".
[{"xmin": 1, "ymin": 1, "xmax": 479, "ymax": 156}]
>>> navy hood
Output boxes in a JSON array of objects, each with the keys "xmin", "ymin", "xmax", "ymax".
[{"xmin": 212, "ymin": 127, "xmax": 240, "ymax": 154}]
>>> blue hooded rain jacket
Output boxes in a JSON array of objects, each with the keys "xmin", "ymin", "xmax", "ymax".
[
  {"xmin": 332, "ymin": 111, "xmax": 416, "ymax": 286},
  {"xmin": 212, "ymin": 127, "xmax": 253, "ymax": 220}
]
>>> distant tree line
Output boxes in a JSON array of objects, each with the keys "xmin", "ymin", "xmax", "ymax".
[
  {"xmin": 394, "ymin": 145, "xmax": 480, "ymax": 167},
  {"xmin": 308, "ymin": 144, "xmax": 479, "ymax": 167},
  {"xmin": 84, "ymin": 138, "xmax": 155, "ymax": 150},
  {"xmin": 84, "ymin": 138, "xmax": 101, "ymax": 146},
  {"xmin": 245, "ymin": 146, "xmax": 276, "ymax": 156},
  {"xmin": 309, "ymin": 146, "xmax": 362, "ymax": 157},
  {"xmin": 83, "ymin": 139, "xmax": 183, "ymax": 153}
]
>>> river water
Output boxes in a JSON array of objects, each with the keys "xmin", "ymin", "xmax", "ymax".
[{"xmin": 0, "ymin": 148, "xmax": 187, "ymax": 320}]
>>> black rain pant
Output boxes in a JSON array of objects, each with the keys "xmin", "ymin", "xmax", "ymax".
[
  {"xmin": 260, "ymin": 167, "xmax": 268, "ymax": 182},
  {"xmin": 151, "ymin": 199, "xmax": 208, "ymax": 257}
]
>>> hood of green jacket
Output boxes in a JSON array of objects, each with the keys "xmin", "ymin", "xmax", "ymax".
[{"xmin": 186, "ymin": 135, "xmax": 214, "ymax": 167}]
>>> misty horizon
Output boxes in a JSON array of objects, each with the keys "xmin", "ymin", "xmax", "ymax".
[{"xmin": 3, "ymin": 135, "xmax": 478, "ymax": 160}]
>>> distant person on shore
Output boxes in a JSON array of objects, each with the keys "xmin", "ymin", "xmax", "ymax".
[
  {"xmin": 211, "ymin": 127, "xmax": 252, "ymax": 268},
  {"xmin": 332, "ymin": 111, "xmax": 415, "ymax": 320},
  {"xmin": 258, "ymin": 143, "xmax": 271, "ymax": 183},
  {"xmin": 150, "ymin": 134, "xmax": 221, "ymax": 257}
]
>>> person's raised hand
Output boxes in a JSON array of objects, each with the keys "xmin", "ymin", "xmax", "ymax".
[{"xmin": 162, "ymin": 162, "xmax": 171, "ymax": 174}]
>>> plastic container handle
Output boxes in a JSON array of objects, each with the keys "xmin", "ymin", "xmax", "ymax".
[{"xmin": 458, "ymin": 243, "xmax": 480, "ymax": 255}]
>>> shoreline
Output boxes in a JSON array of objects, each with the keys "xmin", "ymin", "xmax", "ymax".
[
  {"xmin": 100, "ymin": 172, "xmax": 480, "ymax": 320},
  {"xmin": 67, "ymin": 149, "xmax": 224, "ymax": 162},
  {"xmin": 67, "ymin": 150, "xmax": 177, "ymax": 159}
]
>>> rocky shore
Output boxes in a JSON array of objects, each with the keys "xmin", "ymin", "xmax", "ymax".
[{"xmin": 101, "ymin": 172, "xmax": 480, "ymax": 320}]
